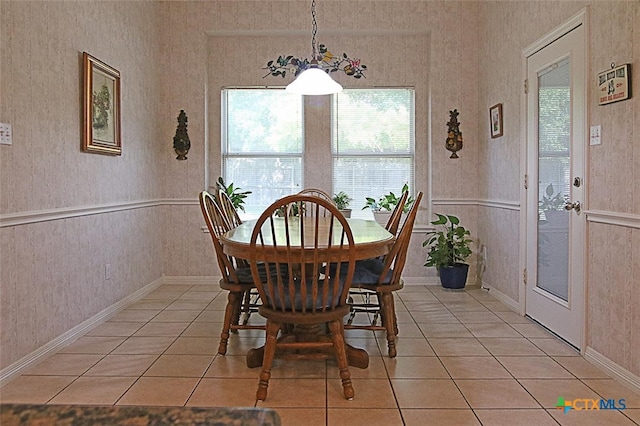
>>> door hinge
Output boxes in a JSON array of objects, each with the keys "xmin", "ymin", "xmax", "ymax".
[
  {"xmin": 523, "ymin": 268, "xmax": 527, "ymax": 285},
  {"xmin": 524, "ymin": 174, "xmax": 528, "ymax": 189},
  {"xmin": 524, "ymin": 79, "xmax": 528, "ymax": 94}
]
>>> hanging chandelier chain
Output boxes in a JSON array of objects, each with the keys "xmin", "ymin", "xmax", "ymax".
[{"xmin": 311, "ymin": 0, "xmax": 318, "ymax": 59}]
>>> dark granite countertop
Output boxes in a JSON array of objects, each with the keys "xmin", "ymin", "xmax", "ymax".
[{"xmin": 0, "ymin": 404, "xmax": 281, "ymax": 425}]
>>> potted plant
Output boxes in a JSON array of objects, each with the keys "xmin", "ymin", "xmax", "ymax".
[
  {"xmin": 216, "ymin": 177, "xmax": 251, "ymax": 212},
  {"xmin": 333, "ymin": 191, "xmax": 353, "ymax": 218},
  {"xmin": 362, "ymin": 183, "xmax": 415, "ymax": 224},
  {"xmin": 274, "ymin": 203, "xmax": 304, "ymax": 217},
  {"xmin": 538, "ymin": 183, "xmax": 567, "ymax": 223},
  {"xmin": 423, "ymin": 213, "xmax": 473, "ymax": 289}
]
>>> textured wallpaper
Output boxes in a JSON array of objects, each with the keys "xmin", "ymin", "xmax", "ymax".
[{"xmin": 0, "ymin": 1, "xmax": 165, "ymax": 369}]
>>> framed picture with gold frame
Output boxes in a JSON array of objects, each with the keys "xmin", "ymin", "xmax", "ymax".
[
  {"xmin": 489, "ymin": 103, "xmax": 503, "ymax": 138},
  {"xmin": 82, "ymin": 52, "xmax": 121, "ymax": 155}
]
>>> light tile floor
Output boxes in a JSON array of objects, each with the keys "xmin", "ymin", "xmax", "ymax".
[{"xmin": 1, "ymin": 283, "xmax": 639, "ymax": 425}]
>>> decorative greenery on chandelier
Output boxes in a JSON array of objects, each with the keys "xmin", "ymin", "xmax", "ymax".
[{"xmin": 263, "ymin": 44, "xmax": 367, "ymax": 80}]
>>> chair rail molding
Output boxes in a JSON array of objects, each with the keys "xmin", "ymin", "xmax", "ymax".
[
  {"xmin": 0, "ymin": 199, "xmax": 198, "ymax": 227},
  {"xmin": 585, "ymin": 209, "xmax": 640, "ymax": 229},
  {"xmin": 432, "ymin": 197, "xmax": 520, "ymax": 211}
]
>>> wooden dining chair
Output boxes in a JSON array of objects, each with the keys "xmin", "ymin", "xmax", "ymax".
[
  {"xmin": 345, "ymin": 191, "xmax": 423, "ymax": 358},
  {"xmin": 297, "ymin": 188, "xmax": 333, "ymax": 203},
  {"xmin": 216, "ymin": 188, "xmax": 243, "ymax": 229},
  {"xmin": 346, "ymin": 190, "xmax": 409, "ymax": 324},
  {"xmin": 385, "ymin": 190, "xmax": 409, "ymax": 235},
  {"xmin": 290, "ymin": 188, "xmax": 335, "ymax": 217},
  {"xmin": 248, "ymin": 194, "xmax": 357, "ymax": 401},
  {"xmin": 199, "ymin": 191, "xmax": 264, "ymax": 355}
]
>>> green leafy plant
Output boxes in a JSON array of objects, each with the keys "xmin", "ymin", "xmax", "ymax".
[
  {"xmin": 423, "ymin": 213, "xmax": 473, "ymax": 269},
  {"xmin": 332, "ymin": 191, "xmax": 352, "ymax": 210},
  {"xmin": 274, "ymin": 202, "xmax": 304, "ymax": 217},
  {"xmin": 216, "ymin": 177, "xmax": 251, "ymax": 212},
  {"xmin": 363, "ymin": 183, "xmax": 414, "ymax": 213},
  {"xmin": 538, "ymin": 183, "xmax": 566, "ymax": 212}
]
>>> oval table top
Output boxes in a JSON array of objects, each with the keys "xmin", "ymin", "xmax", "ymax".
[{"xmin": 220, "ymin": 217, "xmax": 394, "ymax": 260}]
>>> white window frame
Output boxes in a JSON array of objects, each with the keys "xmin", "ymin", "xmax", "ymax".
[
  {"xmin": 221, "ymin": 88, "xmax": 304, "ymax": 217},
  {"xmin": 331, "ymin": 88, "xmax": 416, "ymax": 214}
]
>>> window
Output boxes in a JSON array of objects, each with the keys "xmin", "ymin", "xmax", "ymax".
[
  {"xmin": 332, "ymin": 89, "xmax": 415, "ymax": 215},
  {"xmin": 222, "ymin": 89, "xmax": 304, "ymax": 216},
  {"xmin": 221, "ymin": 88, "xmax": 415, "ymax": 218}
]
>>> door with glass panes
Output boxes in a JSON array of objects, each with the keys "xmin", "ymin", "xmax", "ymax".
[{"xmin": 525, "ymin": 17, "xmax": 586, "ymax": 349}]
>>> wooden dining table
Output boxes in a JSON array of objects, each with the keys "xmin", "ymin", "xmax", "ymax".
[
  {"xmin": 221, "ymin": 217, "xmax": 394, "ymax": 260},
  {"xmin": 220, "ymin": 216, "xmax": 394, "ymax": 369}
]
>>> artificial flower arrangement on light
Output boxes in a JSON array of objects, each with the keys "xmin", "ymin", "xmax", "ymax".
[{"xmin": 263, "ymin": 44, "xmax": 367, "ymax": 80}]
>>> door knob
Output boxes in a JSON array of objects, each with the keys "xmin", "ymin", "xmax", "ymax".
[{"xmin": 564, "ymin": 201, "xmax": 581, "ymax": 213}]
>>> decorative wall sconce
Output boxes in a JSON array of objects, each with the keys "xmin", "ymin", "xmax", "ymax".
[
  {"xmin": 445, "ymin": 109, "xmax": 463, "ymax": 158},
  {"xmin": 173, "ymin": 109, "xmax": 190, "ymax": 160}
]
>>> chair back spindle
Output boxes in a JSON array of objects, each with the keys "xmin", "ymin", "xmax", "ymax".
[
  {"xmin": 216, "ymin": 188, "xmax": 243, "ymax": 229},
  {"xmin": 385, "ymin": 191, "xmax": 409, "ymax": 236}
]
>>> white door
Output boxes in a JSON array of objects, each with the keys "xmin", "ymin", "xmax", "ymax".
[{"xmin": 524, "ymin": 16, "xmax": 586, "ymax": 349}]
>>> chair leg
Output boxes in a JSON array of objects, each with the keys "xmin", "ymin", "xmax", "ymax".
[
  {"xmin": 230, "ymin": 291, "xmax": 246, "ymax": 331},
  {"xmin": 257, "ymin": 320, "xmax": 280, "ymax": 401},
  {"xmin": 239, "ymin": 289, "xmax": 253, "ymax": 325},
  {"xmin": 379, "ymin": 292, "xmax": 398, "ymax": 358},
  {"xmin": 389, "ymin": 293, "xmax": 399, "ymax": 336},
  {"xmin": 328, "ymin": 319, "xmax": 354, "ymax": 400},
  {"xmin": 218, "ymin": 291, "xmax": 242, "ymax": 355}
]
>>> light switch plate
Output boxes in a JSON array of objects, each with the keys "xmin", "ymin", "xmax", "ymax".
[
  {"xmin": 0, "ymin": 123, "xmax": 12, "ymax": 145},
  {"xmin": 590, "ymin": 125, "xmax": 601, "ymax": 146}
]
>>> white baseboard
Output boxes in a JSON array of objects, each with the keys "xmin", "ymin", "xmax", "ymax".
[
  {"xmin": 0, "ymin": 276, "xmax": 165, "ymax": 387},
  {"xmin": 402, "ymin": 276, "xmax": 481, "ymax": 287},
  {"xmin": 480, "ymin": 280, "xmax": 520, "ymax": 312},
  {"xmin": 584, "ymin": 347, "xmax": 640, "ymax": 394},
  {"xmin": 402, "ymin": 276, "xmax": 441, "ymax": 286},
  {"xmin": 160, "ymin": 275, "xmax": 218, "ymax": 286}
]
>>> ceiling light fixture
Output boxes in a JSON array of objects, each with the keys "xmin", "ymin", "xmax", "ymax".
[{"xmin": 263, "ymin": 0, "xmax": 366, "ymax": 96}]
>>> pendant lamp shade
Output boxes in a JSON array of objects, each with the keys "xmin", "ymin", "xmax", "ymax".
[{"xmin": 286, "ymin": 66, "xmax": 343, "ymax": 96}]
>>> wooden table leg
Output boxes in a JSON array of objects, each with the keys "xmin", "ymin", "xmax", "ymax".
[
  {"xmin": 246, "ymin": 346, "xmax": 265, "ymax": 368},
  {"xmin": 346, "ymin": 344, "xmax": 369, "ymax": 369}
]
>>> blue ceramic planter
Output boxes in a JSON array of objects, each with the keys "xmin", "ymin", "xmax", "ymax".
[{"xmin": 439, "ymin": 263, "xmax": 469, "ymax": 289}]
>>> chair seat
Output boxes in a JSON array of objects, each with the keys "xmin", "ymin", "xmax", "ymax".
[
  {"xmin": 331, "ymin": 259, "xmax": 392, "ymax": 285},
  {"xmin": 258, "ymin": 304, "xmax": 351, "ymax": 325},
  {"xmin": 264, "ymin": 278, "xmax": 344, "ymax": 311},
  {"xmin": 234, "ymin": 263, "xmax": 290, "ymax": 284}
]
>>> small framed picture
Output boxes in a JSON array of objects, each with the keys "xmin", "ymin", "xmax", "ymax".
[
  {"xmin": 597, "ymin": 63, "xmax": 631, "ymax": 105},
  {"xmin": 82, "ymin": 52, "xmax": 121, "ymax": 155},
  {"xmin": 489, "ymin": 103, "xmax": 503, "ymax": 138}
]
